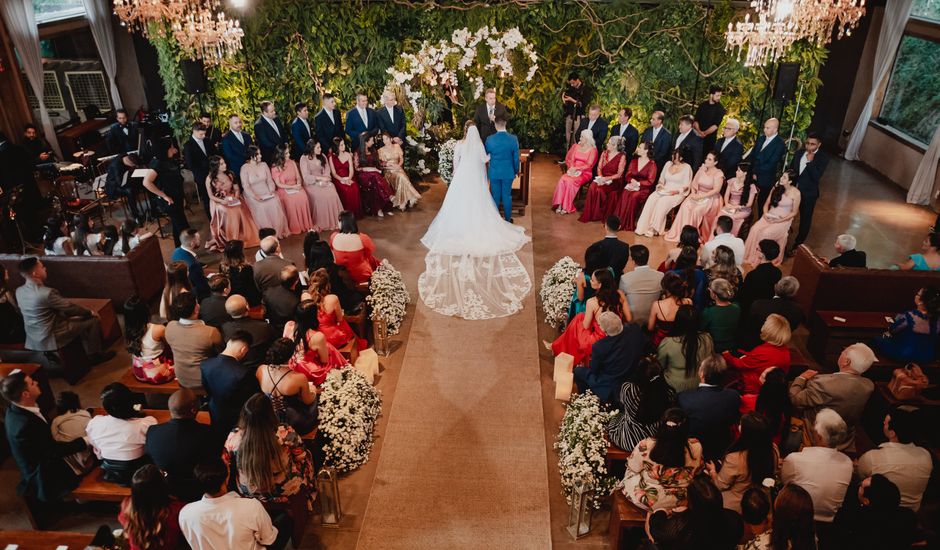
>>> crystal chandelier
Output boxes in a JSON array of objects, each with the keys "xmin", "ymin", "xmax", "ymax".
[{"xmin": 113, "ymin": 0, "xmax": 186, "ymax": 37}]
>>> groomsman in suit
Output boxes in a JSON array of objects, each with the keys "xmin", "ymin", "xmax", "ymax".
[
  {"xmin": 473, "ymin": 88, "xmax": 508, "ymax": 144},
  {"xmin": 789, "ymin": 132, "xmax": 830, "ymax": 251},
  {"xmin": 672, "ymin": 115, "xmax": 704, "ymax": 172},
  {"xmin": 221, "ymin": 114, "xmax": 253, "ymax": 180},
  {"xmin": 198, "ymin": 113, "xmax": 223, "ymax": 152},
  {"xmin": 315, "ymin": 93, "xmax": 345, "ymax": 153},
  {"xmin": 746, "ymin": 118, "xmax": 786, "ymax": 213},
  {"xmin": 640, "ymin": 111, "xmax": 671, "ymax": 175},
  {"xmin": 609, "ymin": 107, "xmax": 639, "ymax": 158},
  {"xmin": 377, "ymin": 89, "xmax": 406, "ymax": 142},
  {"xmin": 254, "ymin": 101, "xmax": 288, "ymax": 164},
  {"xmin": 290, "ymin": 102, "xmax": 313, "ymax": 160},
  {"xmin": 107, "ymin": 108, "xmax": 140, "ymax": 154},
  {"xmin": 183, "ymin": 122, "xmax": 214, "ymax": 221},
  {"xmin": 714, "ymin": 118, "xmax": 744, "ymax": 180},
  {"xmin": 693, "ymin": 85, "xmax": 726, "ymax": 153},
  {"xmin": 345, "ymin": 92, "xmax": 378, "ymax": 151}
]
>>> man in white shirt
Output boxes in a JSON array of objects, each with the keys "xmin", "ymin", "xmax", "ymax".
[
  {"xmin": 290, "ymin": 102, "xmax": 313, "ymax": 160},
  {"xmin": 856, "ymin": 407, "xmax": 933, "ymax": 511},
  {"xmin": 254, "ymin": 100, "xmax": 288, "ymax": 164},
  {"xmin": 781, "ymin": 408, "xmax": 853, "ymax": 523},
  {"xmin": 701, "ymin": 215, "xmax": 745, "ymax": 268},
  {"xmin": 345, "ymin": 91, "xmax": 377, "ymax": 151},
  {"xmin": 378, "ymin": 89, "xmax": 407, "ymax": 142},
  {"xmin": 618, "ymin": 244, "xmax": 664, "ymax": 324},
  {"xmin": 671, "ymin": 114, "xmax": 703, "ymax": 171},
  {"xmin": 180, "ymin": 459, "xmax": 288, "ymax": 550},
  {"xmin": 609, "ymin": 107, "xmax": 639, "ymax": 159},
  {"xmin": 315, "ymin": 93, "xmax": 344, "ymax": 153}
]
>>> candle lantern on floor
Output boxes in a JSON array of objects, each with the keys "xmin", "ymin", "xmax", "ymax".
[
  {"xmin": 566, "ymin": 478, "xmax": 594, "ymax": 539},
  {"xmin": 374, "ymin": 316, "xmax": 390, "ymax": 356},
  {"xmin": 317, "ymin": 467, "xmax": 343, "ymax": 526}
]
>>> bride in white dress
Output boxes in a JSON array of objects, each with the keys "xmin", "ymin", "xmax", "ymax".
[{"xmin": 418, "ymin": 122, "xmax": 532, "ymax": 320}]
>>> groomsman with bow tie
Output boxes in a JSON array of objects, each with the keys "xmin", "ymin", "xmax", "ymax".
[
  {"xmin": 377, "ymin": 90, "xmax": 407, "ymax": 142},
  {"xmin": 315, "ymin": 93, "xmax": 345, "ymax": 153},
  {"xmin": 609, "ymin": 107, "xmax": 639, "ymax": 158},
  {"xmin": 473, "ymin": 88, "xmax": 508, "ymax": 144},
  {"xmin": 254, "ymin": 101, "xmax": 288, "ymax": 164},
  {"xmin": 345, "ymin": 92, "xmax": 378, "ymax": 151},
  {"xmin": 290, "ymin": 102, "xmax": 313, "ymax": 160},
  {"xmin": 108, "ymin": 108, "xmax": 140, "ymax": 155},
  {"xmin": 221, "ymin": 114, "xmax": 253, "ymax": 179}
]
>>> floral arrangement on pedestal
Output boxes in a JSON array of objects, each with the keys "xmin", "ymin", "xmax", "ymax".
[
  {"xmin": 437, "ymin": 138, "xmax": 458, "ymax": 185},
  {"xmin": 366, "ymin": 259, "xmax": 410, "ymax": 335},
  {"xmin": 539, "ymin": 256, "xmax": 581, "ymax": 329},
  {"xmin": 555, "ymin": 391, "xmax": 617, "ymax": 510},
  {"xmin": 318, "ymin": 367, "xmax": 383, "ymax": 473}
]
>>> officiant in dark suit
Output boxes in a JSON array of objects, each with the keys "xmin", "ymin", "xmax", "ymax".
[
  {"xmin": 253, "ymin": 100, "xmax": 288, "ymax": 164},
  {"xmin": 345, "ymin": 92, "xmax": 378, "ymax": 151},
  {"xmin": 714, "ymin": 118, "xmax": 744, "ymax": 180},
  {"xmin": 315, "ymin": 93, "xmax": 345, "ymax": 153},
  {"xmin": 790, "ymin": 132, "xmax": 830, "ymax": 250},
  {"xmin": 290, "ymin": 102, "xmax": 313, "ymax": 161},
  {"xmin": 183, "ymin": 122, "xmax": 214, "ymax": 221},
  {"xmin": 609, "ymin": 107, "xmax": 639, "ymax": 158},
  {"xmin": 473, "ymin": 88, "xmax": 508, "ymax": 143},
  {"xmin": 377, "ymin": 89, "xmax": 407, "ymax": 142},
  {"xmin": 640, "ymin": 111, "xmax": 672, "ymax": 175},
  {"xmin": 671, "ymin": 115, "xmax": 704, "ymax": 172},
  {"xmin": 747, "ymin": 117, "xmax": 786, "ymax": 212}
]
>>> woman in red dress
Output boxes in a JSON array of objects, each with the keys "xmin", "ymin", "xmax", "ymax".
[
  {"xmin": 328, "ymin": 137, "xmax": 363, "ymax": 219},
  {"xmin": 283, "ymin": 300, "xmax": 349, "ymax": 386},
  {"xmin": 305, "ymin": 268, "xmax": 367, "ymax": 351},
  {"xmin": 354, "ymin": 132, "xmax": 395, "ymax": 218},
  {"xmin": 612, "ymin": 140, "xmax": 658, "ymax": 231},
  {"xmin": 329, "ymin": 211, "xmax": 380, "ymax": 285},
  {"xmin": 549, "ymin": 269, "xmax": 630, "ymax": 366},
  {"xmin": 578, "ymin": 136, "xmax": 628, "ymax": 223}
]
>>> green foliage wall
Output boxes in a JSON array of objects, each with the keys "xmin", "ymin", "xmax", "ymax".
[{"xmin": 150, "ymin": 0, "xmax": 827, "ymax": 152}]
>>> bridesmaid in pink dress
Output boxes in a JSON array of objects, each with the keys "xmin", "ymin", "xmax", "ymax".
[
  {"xmin": 634, "ymin": 149, "xmax": 693, "ymax": 237},
  {"xmin": 552, "ymin": 130, "xmax": 598, "ymax": 214},
  {"xmin": 270, "ymin": 145, "xmax": 315, "ymax": 234},
  {"xmin": 578, "ymin": 136, "xmax": 627, "ymax": 223},
  {"xmin": 742, "ymin": 170, "xmax": 802, "ymax": 265},
  {"xmin": 239, "ymin": 146, "xmax": 289, "ymax": 238},
  {"xmin": 328, "ymin": 138, "xmax": 363, "ymax": 218},
  {"xmin": 299, "ymin": 140, "xmax": 344, "ymax": 232},
  {"xmin": 612, "ymin": 141, "xmax": 658, "ymax": 231},
  {"xmin": 664, "ymin": 151, "xmax": 724, "ymax": 242},
  {"xmin": 283, "ymin": 300, "xmax": 349, "ymax": 386},
  {"xmin": 204, "ymin": 156, "xmax": 260, "ymax": 252},
  {"xmin": 716, "ymin": 164, "xmax": 758, "ymax": 237}
]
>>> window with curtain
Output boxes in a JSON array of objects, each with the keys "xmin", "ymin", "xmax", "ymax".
[
  {"xmin": 33, "ymin": 0, "xmax": 85, "ymax": 25},
  {"xmin": 912, "ymin": 0, "xmax": 940, "ymax": 22}
]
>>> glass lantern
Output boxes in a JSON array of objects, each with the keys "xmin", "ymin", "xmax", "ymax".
[
  {"xmin": 566, "ymin": 478, "xmax": 594, "ymax": 539},
  {"xmin": 316, "ymin": 467, "xmax": 343, "ymax": 526},
  {"xmin": 374, "ymin": 316, "xmax": 390, "ymax": 356}
]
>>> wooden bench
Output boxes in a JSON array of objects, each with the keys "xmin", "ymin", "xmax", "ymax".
[
  {"xmin": 807, "ymin": 310, "xmax": 894, "ymax": 367},
  {"xmin": 608, "ymin": 490, "xmax": 647, "ymax": 550},
  {"xmin": 119, "ymin": 369, "xmax": 206, "ymax": 398},
  {"xmin": 605, "ymin": 443, "xmax": 629, "ymax": 470},
  {"xmin": 70, "ymin": 297, "xmax": 122, "ymax": 347},
  {"xmin": 91, "ymin": 407, "xmax": 211, "ymax": 425},
  {"xmin": 71, "ymin": 466, "xmax": 130, "ymax": 502},
  {"xmin": 0, "ymin": 529, "xmax": 94, "ymax": 549}
]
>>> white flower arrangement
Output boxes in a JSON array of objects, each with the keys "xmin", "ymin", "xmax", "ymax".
[
  {"xmin": 437, "ymin": 138, "xmax": 458, "ymax": 185},
  {"xmin": 318, "ymin": 367, "xmax": 383, "ymax": 473},
  {"xmin": 539, "ymin": 256, "xmax": 581, "ymax": 329},
  {"xmin": 366, "ymin": 260, "xmax": 410, "ymax": 335},
  {"xmin": 555, "ymin": 391, "xmax": 617, "ymax": 510}
]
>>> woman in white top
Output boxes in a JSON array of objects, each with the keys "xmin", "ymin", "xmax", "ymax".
[
  {"xmin": 43, "ymin": 215, "xmax": 74, "ymax": 256},
  {"xmin": 635, "ymin": 148, "xmax": 694, "ymax": 238},
  {"xmin": 124, "ymin": 296, "xmax": 174, "ymax": 384},
  {"xmin": 112, "ymin": 219, "xmax": 153, "ymax": 257},
  {"xmin": 70, "ymin": 213, "xmax": 102, "ymax": 256},
  {"xmin": 85, "ymin": 382, "xmax": 157, "ymax": 485}
]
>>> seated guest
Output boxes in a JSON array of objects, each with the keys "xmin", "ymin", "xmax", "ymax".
[
  {"xmin": 658, "ymin": 305, "xmax": 713, "ymax": 393},
  {"xmin": 71, "ymin": 213, "xmax": 100, "ymax": 256},
  {"xmin": 284, "ymin": 300, "xmax": 348, "ymax": 385},
  {"xmin": 577, "ymin": 136, "xmax": 626, "ymax": 223},
  {"xmin": 253, "ymin": 236, "xmax": 292, "ymax": 292},
  {"xmin": 15, "ymin": 257, "xmax": 113, "ymax": 364},
  {"xmin": 263, "ymin": 265, "xmax": 302, "ymax": 334},
  {"xmin": 621, "ymin": 407, "xmax": 704, "ymax": 512},
  {"xmin": 220, "ymin": 239, "xmax": 262, "ymax": 307},
  {"xmin": 221, "ymin": 295, "xmax": 276, "ymax": 369},
  {"xmin": 677, "ymin": 354, "xmax": 741, "ymax": 460},
  {"xmin": 42, "ymin": 215, "xmax": 74, "ymax": 256},
  {"xmin": 705, "ymin": 412, "xmax": 779, "ymax": 512},
  {"xmin": 254, "ymin": 228, "xmax": 281, "ymax": 262},
  {"xmin": 124, "ymin": 296, "xmax": 174, "ymax": 384},
  {"xmin": 663, "ymin": 150, "xmax": 724, "ymax": 243},
  {"xmin": 305, "ymin": 268, "xmax": 366, "ymax": 350},
  {"xmin": 201, "ymin": 330, "xmax": 259, "ymax": 439},
  {"xmin": 896, "ymin": 231, "xmax": 940, "ymax": 271},
  {"xmin": 329, "ymin": 138, "xmax": 363, "ymax": 218},
  {"xmin": 740, "ymin": 276, "xmax": 803, "ymax": 350},
  {"xmin": 23, "ymin": 123, "xmax": 55, "ymax": 165},
  {"xmin": 240, "ymin": 146, "xmax": 290, "ymax": 239},
  {"xmin": 735, "ymin": 240, "xmax": 782, "ymax": 314},
  {"xmin": 223, "ymin": 394, "xmax": 317, "ymax": 509},
  {"xmin": 789, "ymin": 343, "xmax": 875, "ymax": 452},
  {"xmin": 739, "ymin": 488, "xmax": 771, "ymax": 546},
  {"xmin": 573, "ymin": 311, "xmax": 644, "ymax": 404},
  {"xmin": 647, "ymin": 272, "xmax": 693, "ymax": 348},
  {"xmin": 589, "ymin": 215, "xmax": 631, "ymax": 283},
  {"xmin": 742, "ymin": 171, "xmax": 801, "ymax": 266},
  {"xmin": 569, "ymin": 243, "xmax": 606, "ymax": 319},
  {"xmin": 875, "ymin": 287, "xmax": 940, "ymax": 363},
  {"xmin": 552, "ymin": 129, "xmax": 598, "ymax": 215},
  {"xmin": 742, "ymin": 483, "xmax": 816, "ymax": 550},
  {"xmin": 701, "ymin": 215, "xmax": 744, "ymax": 268},
  {"xmin": 199, "ymin": 274, "xmax": 233, "ymax": 329},
  {"xmin": 700, "ymin": 278, "xmax": 740, "ymax": 353},
  {"xmin": 619, "ymin": 244, "xmax": 663, "ymax": 324},
  {"xmin": 718, "ymin": 164, "xmax": 758, "ymax": 237},
  {"xmin": 160, "ymin": 260, "xmax": 192, "ymax": 321},
  {"xmin": 660, "ymin": 225, "xmax": 700, "ymax": 272},
  {"xmin": 781, "ymin": 408, "xmax": 852, "ymax": 523},
  {"xmin": 724, "ymin": 314, "xmax": 792, "ymax": 394},
  {"xmin": 204, "ymin": 155, "xmax": 261, "ymax": 251},
  {"xmin": 354, "ymin": 131, "xmax": 396, "ymax": 218},
  {"xmin": 741, "ymin": 366, "xmax": 791, "ymax": 445},
  {"xmin": 2, "ymin": 371, "xmax": 88, "ymax": 502},
  {"xmin": 50, "ymin": 391, "xmax": 93, "ymax": 474},
  {"xmin": 145, "ymin": 389, "xmax": 217, "ymax": 502},
  {"xmin": 856, "ymin": 407, "xmax": 933, "ymax": 511},
  {"xmin": 118, "ymin": 464, "xmax": 186, "ymax": 550},
  {"xmin": 301, "ymin": 139, "xmax": 346, "ymax": 228},
  {"xmin": 611, "ymin": 140, "xmax": 657, "ymax": 231},
  {"xmin": 111, "ymin": 219, "xmax": 152, "ymax": 257},
  {"xmin": 171, "ymin": 229, "xmax": 211, "ymax": 299},
  {"xmin": 847, "ymin": 474, "xmax": 918, "ymax": 550},
  {"xmin": 165, "ymin": 293, "xmax": 223, "ymax": 390},
  {"xmin": 0, "ymin": 264, "xmax": 26, "ymax": 345},
  {"xmin": 704, "ymin": 245, "xmax": 741, "ymax": 300},
  {"xmin": 179, "ymin": 459, "xmax": 286, "ymax": 550},
  {"xmin": 378, "ymin": 131, "xmax": 421, "ymax": 211},
  {"xmin": 635, "ymin": 148, "xmax": 694, "ymax": 238},
  {"xmin": 271, "ymin": 144, "xmax": 315, "ymax": 234},
  {"xmin": 551, "ymin": 269, "xmax": 629, "ymax": 367},
  {"xmin": 85, "ymin": 383, "xmax": 157, "ymax": 485},
  {"xmin": 647, "ymin": 476, "xmax": 743, "ymax": 550},
  {"xmin": 668, "ymin": 246, "xmax": 706, "ymax": 310},
  {"xmin": 330, "ymin": 210, "xmax": 380, "ymax": 285},
  {"xmin": 607, "ymin": 359, "xmax": 677, "ymax": 454},
  {"xmin": 827, "ymin": 233, "xmax": 866, "ymax": 268},
  {"xmin": 257, "ymin": 338, "xmax": 318, "ymax": 435},
  {"xmin": 305, "ymin": 238, "xmax": 364, "ymax": 311}
]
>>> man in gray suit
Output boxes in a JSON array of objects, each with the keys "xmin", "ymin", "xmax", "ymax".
[
  {"xmin": 253, "ymin": 236, "xmax": 292, "ymax": 293},
  {"xmin": 789, "ymin": 342, "xmax": 876, "ymax": 452},
  {"xmin": 618, "ymin": 244, "xmax": 663, "ymax": 324},
  {"xmin": 14, "ymin": 258, "xmax": 113, "ymax": 364}
]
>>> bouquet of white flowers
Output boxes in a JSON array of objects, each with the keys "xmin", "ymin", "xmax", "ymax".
[
  {"xmin": 539, "ymin": 256, "xmax": 580, "ymax": 329},
  {"xmin": 318, "ymin": 367, "xmax": 383, "ymax": 473},
  {"xmin": 555, "ymin": 391, "xmax": 617, "ymax": 509},
  {"xmin": 437, "ymin": 138, "xmax": 458, "ymax": 185},
  {"xmin": 366, "ymin": 260, "xmax": 410, "ymax": 335}
]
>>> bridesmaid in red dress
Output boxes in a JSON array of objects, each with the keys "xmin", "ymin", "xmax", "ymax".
[
  {"xmin": 283, "ymin": 300, "xmax": 349, "ymax": 386},
  {"xmin": 354, "ymin": 132, "xmax": 395, "ymax": 218},
  {"xmin": 578, "ymin": 136, "xmax": 628, "ymax": 223},
  {"xmin": 612, "ymin": 140, "xmax": 658, "ymax": 231},
  {"xmin": 305, "ymin": 268, "xmax": 367, "ymax": 351},
  {"xmin": 548, "ymin": 269, "xmax": 630, "ymax": 366},
  {"xmin": 328, "ymin": 137, "xmax": 363, "ymax": 219},
  {"xmin": 329, "ymin": 211, "xmax": 379, "ymax": 285}
]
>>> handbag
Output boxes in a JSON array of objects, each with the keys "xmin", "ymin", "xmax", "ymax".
[{"xmin": 888, "ymin": 363, "xmax": 929, "ymax": 401}]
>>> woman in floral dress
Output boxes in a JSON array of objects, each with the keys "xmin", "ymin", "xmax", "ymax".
[{"xmin": 354, "ymin": 132, "xmax": 395, "ymax": 218}]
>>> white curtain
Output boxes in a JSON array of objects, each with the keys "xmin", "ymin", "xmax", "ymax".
[
  {"xmin": 81, "ymin": 0, "xmax": 122, "ymax": 110},
  {"xmin": 0, "ymin": 0, "xmax": 63, "ymax": 158},
  {"xmin": 844, "ymin": 0, "xmax": 914, "ymax": 161},
  {"xmin": 907, "ymin": 123, "xmax": 940, "ymax": 205}
]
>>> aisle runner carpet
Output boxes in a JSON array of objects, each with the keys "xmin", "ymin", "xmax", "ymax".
[{"xmin": 356, "ymin": 206, "xmax": 551, "ymax": 548}]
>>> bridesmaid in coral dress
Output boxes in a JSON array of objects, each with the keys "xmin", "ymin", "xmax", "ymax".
[
  {"xmin": 612, "ymin": 140, "xmax": 658, "ymax": 231},
  {"xmin": 239, "ymin": 146, "xmax": 289, "ymax": 238},
  {"xmin": 305, "ymin": 268, "xmax": 367, "ymax": 351},
  {"xmin": 354, "ymin": 132, "xmax": 395, "ymax": 218},
  {"xmin": 378, "ymin": 132, "xmax": 421, "ymax": 211},
  {"xmin": 552, "ymin": 130, "xmax": 598, "ymax": 214},
  {"xmin": 270, "ymin": 145, "xmax": 315, "ymax": 234},
  {"xmin": 549, "ymin": 269, "xmax": 630, "ymax": 366},
  {"xmin": 328, "ymin": 138, "xmax": 363, "ymax": 219},
  {"xmin": 635, "ymin": 149, "xmax": 693, "ymax": 237},
  {"xmin": 664, "ymin": 151, "xmax": 725, "ymax": 242},
  {"xmin": 204, "ymin": 156, "xmax": 260, "ymax": 252},
  {"xmin": 742, "ymin": 170, "xmax": 802, "ymax": 265},
  {"xmin": 299, "ymin": 140, "xmax": 344, "ymax": 232},
  {"xmin": 716, "ymin": 164, "xmax": 758, "ymax": 237},
  {"xmin": 283, "ymin": 300, "xmax": 349, "ymax": 386},
  {"xmin": 578, "ymin": 136, "xmax": 627, "ymax": 223}
]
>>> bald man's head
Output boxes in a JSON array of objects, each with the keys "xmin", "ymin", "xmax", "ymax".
[
  {"xmin": 225, "ymin": 294, "xmax": 248, "ymax": 318},
  {"xmin": 168, "ymin": 388, "xmax": 198, "ymax": 419},
  {"xmin": 764, "ymin": 118, "xmax": 779, "ymax": 137},
  {"xmin": 260, "ymin": 236, "xmax": 279, "ymax": 255}
]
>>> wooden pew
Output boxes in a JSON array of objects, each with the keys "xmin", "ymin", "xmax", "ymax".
[
  {"xmin": 70, "ymin": 297, "xmax": 122, "ymax": 347},
  {"xmin": 91, "ymin": 407, "xmax": 211, "ymax": 425},
  {"xmin": 807, "ymin": 310, "xmax": 894, "ymax": 367},
  {"xmin": 119, "ymin": 369, "xmax": 204, "ymax": 398},
  {"xmin": 608, "ymin": 491, "xmax": 647, "ymax": 550},
  {"xmin": 0, "ymin": 529, "xmax": 94, "ymax": 549},
  {"xmin": 605, "ymin": 443, "xmax": 629, "ymax": 471},
  {"xmin": 70, "ymin": 466, "xmax": 130, "ymax": 502}
]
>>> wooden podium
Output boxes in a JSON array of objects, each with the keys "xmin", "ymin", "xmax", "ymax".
[{"xmin": 511, "ymin": 149, "xmax": 534, "ymax": 216}]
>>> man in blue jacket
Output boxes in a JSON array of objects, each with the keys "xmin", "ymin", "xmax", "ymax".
[
  {"xmin": 573, "ymin": 312, "xmax": 644, "ymax": 404},
  {"xmin": 171, "ymin": 228, "xmax": 211, "ymax": 300},
  {"xmin": 221, "ymin": 114, "xmax": 253, "ymax": 179},
  {"xmin": 677, "ymin": 354, "xmax": 741, "ymax": 460},
  {"xmin": 747, "ymin": 117, "xmax": 786, "ymax": 212},
  {"xmin": 345, "ymin": 92, "xmax": 377, "ymax": 151},
  {"xmin": 484, "ymin": 116, "xmax": 519, "ymax": 222},
  {"xmin": 290, "ymin": 102, "xmax": 313, "ymax": 160}
]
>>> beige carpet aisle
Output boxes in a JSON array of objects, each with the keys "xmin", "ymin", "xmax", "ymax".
[{"xmin": 355, "ymin": 189, "xmax": 552, "ymax": 548}]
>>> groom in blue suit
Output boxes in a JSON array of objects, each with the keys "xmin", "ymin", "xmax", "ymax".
[{"xmin": 484, "ymin": 116, "xmax": 519, "ymax": 222}]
